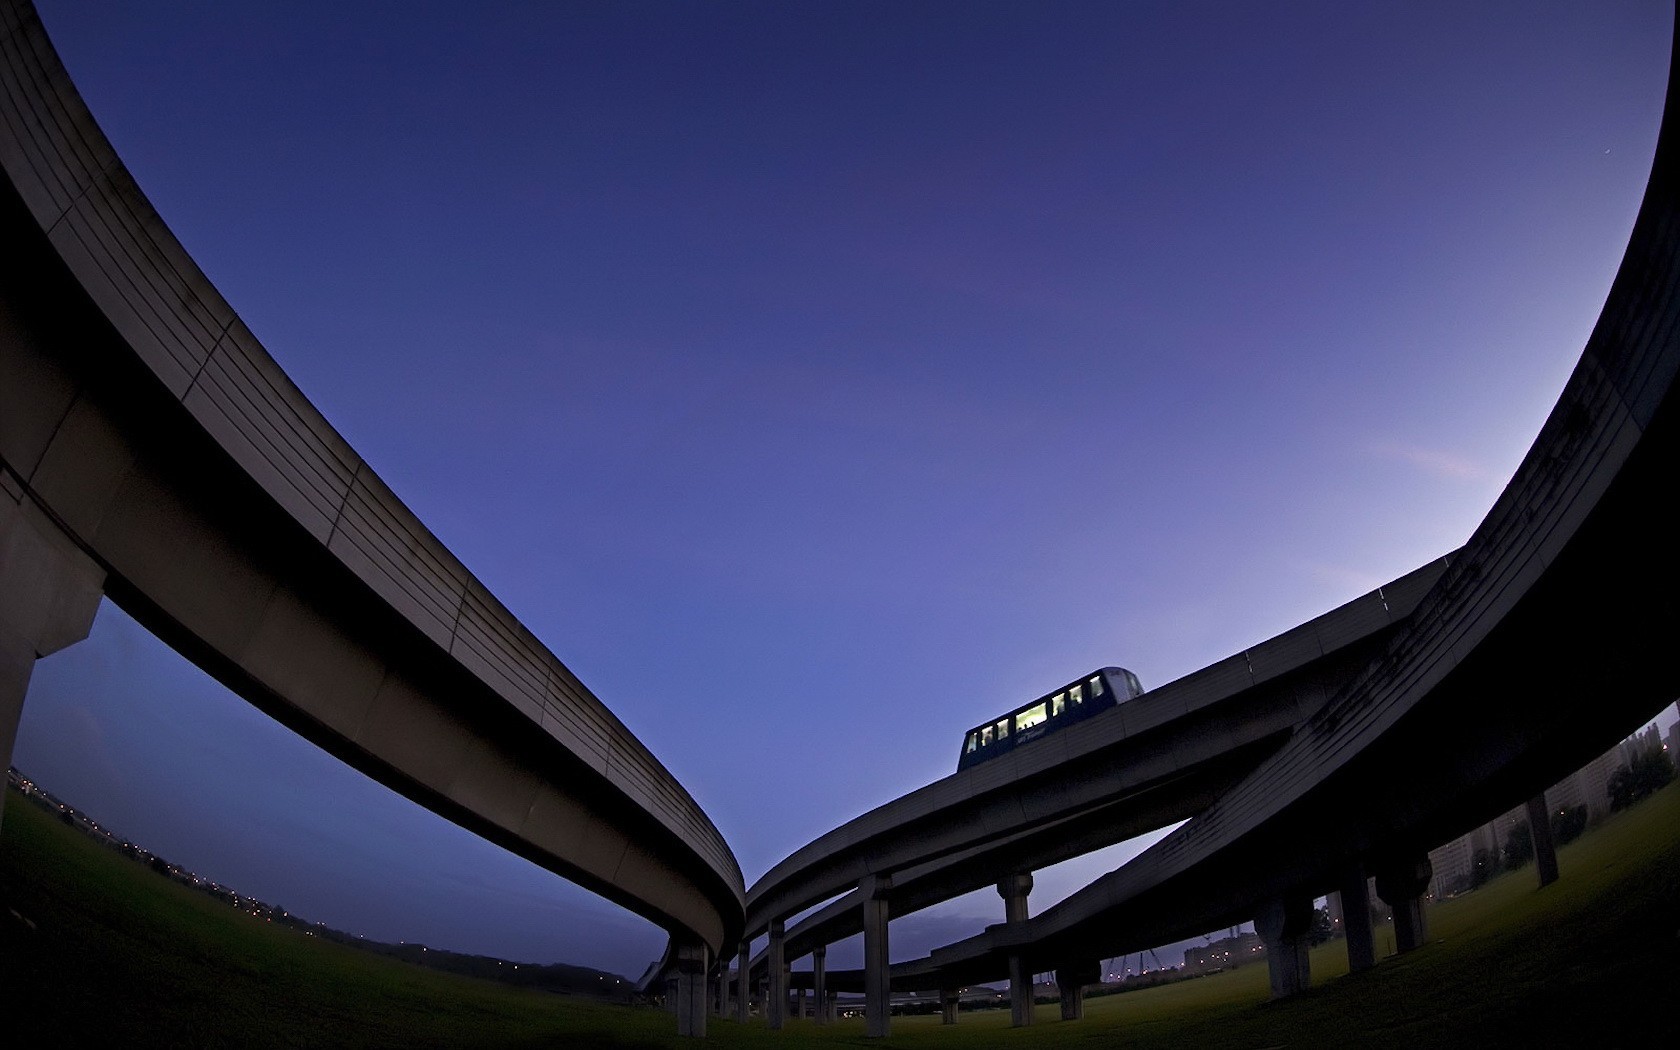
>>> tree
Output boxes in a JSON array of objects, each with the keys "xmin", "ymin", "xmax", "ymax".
[
  {"xmin": 1550, "ymin": 803, "xmax": 1588, "ymax": 846},
  {"xmin": 1608, "ymin": 749, "xmax": 1676, "ymax": 811},
  {"xmin": 1307, "ymin": 906, "xmax": 1334, "ymax": 946},
  {"xmin": 1469, "ymin": 848, "xmax": 1499, "ymax": 889},
  {"xmin": 1503, "ymin": 822, "xmax": 1533, "ymax": 869}
]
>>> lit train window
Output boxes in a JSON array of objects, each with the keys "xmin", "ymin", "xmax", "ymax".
[
  {"xmin": 1016, "ymin": 702, "xmax": 1048, "ymax": 731},
  {"xmin": 965, "ymin": 733, "xmax": 978, "ymax": 753},
  {"xmin": 1051, "ymin": 692, "xmax": 1066, "ymax": 716},
  {"xmin": 995, "ymin": 718, "xmax": 1010, "ymax": 739},
  {"xmin": 1071, "ymin": 682, "xmax": 1084, "ymax": 704},
  {"xmin": 1089, "ymin": 675, "xmax": 1105, "ymax": 697},
  {"xmin": 981, "ymin": 725, "xmax": 994, "ymax": 746}
]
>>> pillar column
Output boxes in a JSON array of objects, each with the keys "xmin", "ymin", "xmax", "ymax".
[
  {"xmin": 997, "ymin": 873, "xmax": 1034, "ymax": 1027},
  {"xmin": 796, "ymin": 986, "xmax": 807, "ymax": 1019},
  {"xmin": 862, "ymin": 874, "xmax": 892, "ymax": 1038},
  {"xmin": 812, "ymin": 944, "xmax": 828, "ymax": 1025},
  {"xmin": 673, "ymin": 940, "xmax": 708, "ymax": 1037},
  {"xmin": 767, "ymin": 917, "xmax": 786, "ymax": 1029},
  {"xmin": 1254, "ymin": 892, "xmax": 1312, "ymax": 998},
  {"xmin": 940, "ymin": 988, "xmax": 959, "ymax": 1024},
  {"xmin": 736, "ymin": 943, "xmax": 750, "ymax": 1023},
  {"xmin": 1055, "ymin": 961, "xmax": 1099, "ymax": 1020},
  {"xmin": 0, "ymin": 498, "xmax": 104, "ymax": 836},
  {"xmin": 715, "ymin": 967, "xmax": 727, "ymax": 1018},
  {"xmin": 1525, "ymin": 794, "xmax": 1560, "ymax": 888},
  {"xmin": 1374, "ymin": 856, "xmax": 1433, "ymax": 953},
  {"xmin": 1337, "ymin": 863, "xmax": 1375, "ymax": 973}
]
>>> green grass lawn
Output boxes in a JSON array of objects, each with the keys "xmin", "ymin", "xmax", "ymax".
[{"xmin": 4, "ymin": 782, "xmax": 1678, "ymax": 1047}]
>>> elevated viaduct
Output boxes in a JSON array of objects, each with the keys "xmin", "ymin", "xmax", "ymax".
[
  {"xmin": 733, "ymin": 12, "xmax": 1680, "ymax": 1035},
  {"xmin": 0, "ymin": 2, "xmax": 740, "ymax": 1034}
]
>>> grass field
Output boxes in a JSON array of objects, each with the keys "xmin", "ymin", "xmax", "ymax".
[{"xmin": 4, "ymin": 782, "xmax": 1678, "ymax": 1047}]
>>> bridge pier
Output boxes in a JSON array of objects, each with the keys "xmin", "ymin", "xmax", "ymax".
[
  {"xmin": 1255, "ymin": 891, "xmax": 1313, "ymax": 998},
  {"xmin": 862, "ymin": 875, "xmax": 892, "ymax": 1038},
  {"xmin": 0, "ymin": 497, "xmax": 104, "ymax": 837},
  {"xmin": 1525, "ymin": 795, "xmax": 1560, "ymax": 888},
  {"xmin": 939, "ymin": 988, "xmax": 960, "ymax": 1024},
  {"xmin": 998, "ymin": 873, "xmax": 1034, "ymax": 1027},
  {"xmin": 767, "ymin": 917, "xmax": 786, "ymax": 1029},
  {"xmin": 714, "ymin": 966, "xmax": 728, "ymax": 1018},
  {"xmin": 736, "ymin": 943, "xmax": 751, "ymax": 1023},
  {"xmin": 673, "ymin": 940, "xmax": 709, "ymax": 1038},
  {"xmin": 1056, "ymin": 960, "xmax": 1100, "ymax": 1020},
  {"xmin": 795, "ymin": 986, "xmax": 807, "ymax": 1019},
  {"xmin": 1374, "ymin": 856, "xmax": 1432, "ymax": 953},
  {"xmin": 812, "ymin": 944, "xmax": 828, "ymax": 1025},
  {"xmin": 1337, "ymin": 863, "xmax": 1375, "ymax": 973}
]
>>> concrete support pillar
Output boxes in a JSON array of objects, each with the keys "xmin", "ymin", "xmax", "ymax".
[
  {"xmin": 1055, "ymin": 961, "xmax": 1100, "ymax": 1021},
  {"xmin": 826, "ymin": 991, "xmax": 837, "ymax": 1023},
  {"xmin": 715, "ymin": 967, "xmax": 728, "ymax": 1018},
  {"xmin": 1374, "ymin": 856, "xmax": 1433, "ymax": 954},
  {"xmin": 673, "ymin": 940, "xmax": 709, "ymax": 1038},
  {"xmin": 939, "ymin": 988, "xmax": 959, "ymax": 1025},
  {"xmin": 1525, "ymin": 794, "xmax": 1560, "ymax": 888},
  {"xmin": 812, "ymin": 944, "xmax": 828, "ymax": 1025},
  {"xmin": 862, "ymin": 874, "xmax": 892, "ymax": 1038},
  {"xmin": 997, "ymin": 873, "xmax": 1034, "ymax": 1027},
  {"xmin": 736, "ymin": 943, "xmax": 751, "ymax": 1023},
  {"xmin": 1337, "ymin": 863, "xmax": 1375, "ymax": 973},
  {"xmin": 1254, "ymin": 892, "xmax": 1313, "ymax": 999},
  {"xmin": 0, "ymin": 498, "xmax": 105, "ymax": 836},
  {"xmin": 767, "ymin": 917, "xmax": 786, "ymax": 1029}
]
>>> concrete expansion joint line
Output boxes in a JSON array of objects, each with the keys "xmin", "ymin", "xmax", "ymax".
[
  {"xmin": 0, "ymin": 457, "xmax": 109, "ymax": 576},
  {"xmin": 38, "ymin": 147, "xmax": 116, "ymax": 239},
  {"xmin": 180, "ymin": 314, "xmax": 238, "ymax": 403}
]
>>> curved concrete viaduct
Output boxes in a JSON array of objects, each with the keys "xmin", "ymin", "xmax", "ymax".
[
  {"xmin": 0, "ymin": 2, "xmax": 740, "ymax": 1032},
  {"xmin": 737, "ymin": 556, "xmax": 1449, "ymax": 982},
  {"xmin": 738, "ymin": 16, "xmax": 1680, "ymax": 1035}
]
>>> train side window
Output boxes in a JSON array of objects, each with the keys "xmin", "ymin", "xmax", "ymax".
[
  {"xmin": 995, "ymin": 718, "xmax": 1010, "ymax": 739},
  {"xmin": 1071, "ymin": 682, "xmax": 1084, "ymax": 704},
  {"xmin": 981, "ymin": 726, "xmax": 994, "ymax": 746},
  {"xmin": 1089, "ymin": 675, "xmax": 1105, "ymax": 697},
  {"xmin": 965, "ymin": 732, "xmax": 978, "ymax": 753},
  {"xmin": 1051, "ymin": 692, "xmax": 1066, "ymax": 716},
  {"xmin": 1016, "ymin": 702, "xmax": 1048, "ymax": 731}
]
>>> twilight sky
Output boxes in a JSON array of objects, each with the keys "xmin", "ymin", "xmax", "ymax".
[{"xmin": 12, "ymin": 1, "xmax": 1677, "ymax": 978}]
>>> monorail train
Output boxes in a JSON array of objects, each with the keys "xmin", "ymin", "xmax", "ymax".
[{"xmin": 957, "ymin": 666, "xmax": 1144, "ymax": 771}]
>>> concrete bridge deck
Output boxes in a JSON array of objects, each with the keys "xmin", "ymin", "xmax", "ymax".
[{"xmin": 0, "ymin": 5, "xmax": 741, "ymax": 1034}]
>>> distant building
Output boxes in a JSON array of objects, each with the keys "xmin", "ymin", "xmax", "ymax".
[{"xmin": 1428, "ymin": 731, "xmax": 1637, "ymax": 897}]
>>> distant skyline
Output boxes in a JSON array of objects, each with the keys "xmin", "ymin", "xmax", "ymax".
[{"xmin": 12, "ymin": 1, "xmax": 1677, "ymax": 977}]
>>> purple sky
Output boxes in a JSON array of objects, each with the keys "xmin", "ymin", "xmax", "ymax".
[{"xmin": 12, "ymin": 1, "xmax": 1677, "ymax": 978}]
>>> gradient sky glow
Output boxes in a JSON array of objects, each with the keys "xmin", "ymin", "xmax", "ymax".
[{"xmin": 12, "ymin": 1, "xmax": 1677, "ymax": 977}]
